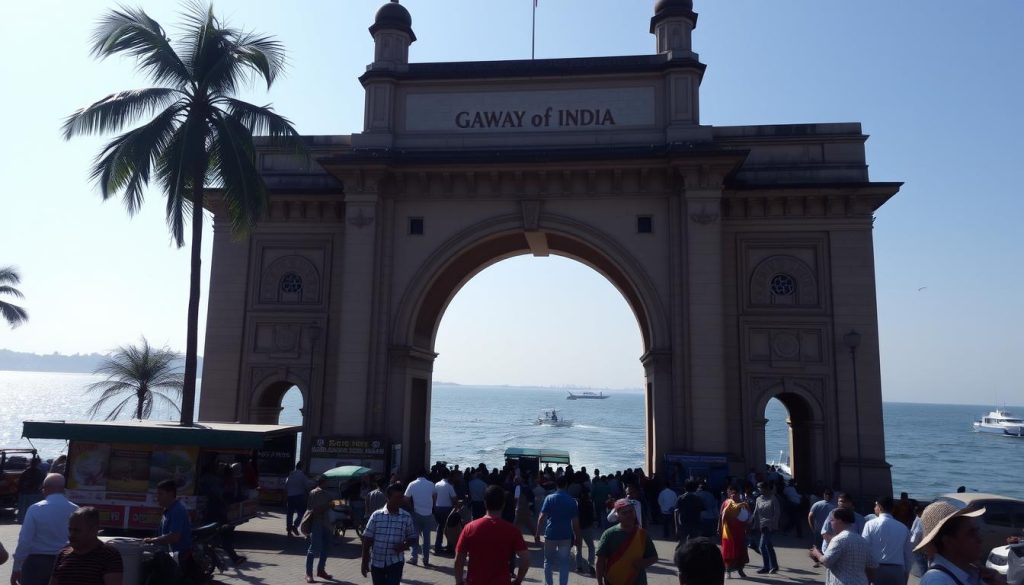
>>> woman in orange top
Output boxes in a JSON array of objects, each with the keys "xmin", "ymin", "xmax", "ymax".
[{"xmin": 719, "ymin": 485, "xmax": 750, "ymax": 578}]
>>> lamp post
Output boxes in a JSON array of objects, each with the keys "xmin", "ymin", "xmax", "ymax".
[
  {"xmin": 843, "ymin": 329, "xmax": 863, "ymax": 504},
  {"xmin": 304, "ymin": 324, "xmax": 322, "ymax": 461}
]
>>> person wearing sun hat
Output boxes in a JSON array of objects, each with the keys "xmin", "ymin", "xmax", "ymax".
[{"xmin": 915, "ymin": 501, "xmax": 1004, "ymax": 585}]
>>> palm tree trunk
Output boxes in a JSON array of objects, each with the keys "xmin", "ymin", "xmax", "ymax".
[
  {"xmin": 137, "ymin": 384, "xmax": 146, "ymax": 420},
  {"xmin": 180, "ymin": 173, "xmax": 205, "ymax": 427}
]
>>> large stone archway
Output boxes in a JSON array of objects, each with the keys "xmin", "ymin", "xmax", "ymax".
[
  {"xmin": 198, "ymin": 0, "xmax": 898, "ymax": 497},
  {"xmin": 384, "ymin": 215, "xmax": 670, "ymax": 471}
]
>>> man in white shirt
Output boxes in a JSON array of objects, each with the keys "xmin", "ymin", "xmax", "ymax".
[
  {"xmin": 433, "ymin": 468, "xmax": 457, "ymax": 554},
  {"xmin": 862, "ymin": 496, "xmax": 913, "ymax": 585},
  {"xmin": 404, "ymin": 469, "xmax": 437, "ymax": 567},
  {"xmin": 821, "ymin": 493, "xmax": 865, "ymax": 553},
  {"xmin": 11, "ymin": 473, "xmax": 79, "ymax": 585},
  {"xmin": 657, "ymin": 483, "xmax": 677, "ymax": 539}
]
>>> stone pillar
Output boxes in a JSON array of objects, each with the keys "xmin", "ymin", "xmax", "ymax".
[
  {"xmin": 383, "ymin": 345, "xmax": 436, "ymax": 475},
  {"xmin": 751, "ymin": 417, "xmax": 768, "ymax": 470},
  {"xmin": 681, "ymin": 171, "xmax": 728, "ymax": 453},
  {"xmin": 199, "ymin": 214, "xmax": 250, "ymax": 422},
  {"xmin": 331, "ymin": 173, "xmax": 384, "ymax": 437},
  {"xmin": 830, "ymin": 220, "xmax": 892, "ymax": 499},
  {"xmin": 642, "ymin": 350, "xmax": 674, "ymax": 473}
]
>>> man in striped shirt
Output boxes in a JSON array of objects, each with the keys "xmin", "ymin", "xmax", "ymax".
[
  {"xmin": 50, "ymin": 507, "xmax": 123, "ymax": 585},
  {"xmin": 361, "ymin": 483, "xmax": 417, "ymax": 585}
]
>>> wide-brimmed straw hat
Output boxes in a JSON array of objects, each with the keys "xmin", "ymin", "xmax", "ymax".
[{"xmin": 913, "ymin": 501, "xmax": 985, "ymax": 553}]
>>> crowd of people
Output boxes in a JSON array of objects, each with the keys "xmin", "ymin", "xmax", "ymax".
[
  {"xmin": 292, "ymin": 460, "xmax": 1008, "ymax": 585},
  {"xmin": 0, "ymin": 453, "xmax": 1009, "ymax": 585}
]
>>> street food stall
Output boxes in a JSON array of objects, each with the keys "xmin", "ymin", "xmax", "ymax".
[
  {"xmin": 503, "ymin": 447, "xmax": 571, "ymax": 477},
  {"xmin": 22, "ymin": 419, "xmax": 299, "ymax": 530}
]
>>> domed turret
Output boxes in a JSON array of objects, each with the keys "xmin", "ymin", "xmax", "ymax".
[
  {"xmin": 651, "ymin": 0, "xmax": 698, "ymax": 56},
  {"xmin": 654, "ymin": 0, "xmax": 693, "ymax": 13},
  {"xmin": 368, "ymin": 0, "xmax": 415, "ymax": 70},
  {"xmin": 369, "ymin": 0, "xmax": 416, "ymax": 42}
]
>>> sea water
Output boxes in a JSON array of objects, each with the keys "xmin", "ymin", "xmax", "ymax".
[{"xmin": 1, "ymin": 371, "xmax": 1020, "ymax": 501}]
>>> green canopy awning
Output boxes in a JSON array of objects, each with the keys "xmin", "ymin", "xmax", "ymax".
[
  {"xmin": 22, "ymin": 420, "xmax": 300, "ymax": 449},
  {"xmin": 503, "ymin": 447, "xmax": 571, "ymax": 465}
]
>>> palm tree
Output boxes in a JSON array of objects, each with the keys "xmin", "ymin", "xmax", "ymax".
[
  {"xmin": 0, "ymin": 266, "xmax": 28, "ymax": 328},
  {"xmin": 87, "ymin": 337, "xmax": 185, "ymax": 421},
  {"xmin": 63, "ymin": 4, "xmax": 301, "ymax": 426}
]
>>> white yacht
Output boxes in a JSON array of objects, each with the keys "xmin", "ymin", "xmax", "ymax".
[{"xmin": 973, "ymin": 409, "xmax": 1024, "ymax": 437}]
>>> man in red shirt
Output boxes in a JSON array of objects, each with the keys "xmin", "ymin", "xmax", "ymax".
[{"xmin": 455, "ymin": 485, "xmax": 530, "ymax": 585}]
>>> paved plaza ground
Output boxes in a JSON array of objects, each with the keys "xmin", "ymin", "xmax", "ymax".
[{"xmin": 0, "ymin": 508, "xmax": 923, "ymax": 585}]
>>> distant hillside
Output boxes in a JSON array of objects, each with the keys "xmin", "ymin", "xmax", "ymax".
[{"xmin": 0, "ymin": 349, "xmax": 202, "ymax": 374}]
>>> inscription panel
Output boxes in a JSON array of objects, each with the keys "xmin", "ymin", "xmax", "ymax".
[{"xmin": 404, "ymin": 87, "xmax": 657, "ymax": 133}]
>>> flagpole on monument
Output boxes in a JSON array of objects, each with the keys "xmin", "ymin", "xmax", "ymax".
[{"xmin": 532, "ymin": 0, "xmax": 537, "ymax": 59}]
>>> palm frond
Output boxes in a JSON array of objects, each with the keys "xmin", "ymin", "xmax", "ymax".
[
  {"xmin": 209, "ymin": 113, "xmax": 266, "ymax": 233},
  {"xmin": 91, "ymin": 6, "xmax": 190, "ymax": 85},
  {"xmin": 104, "ymin": 396, "xmax": 137, "ymax": 421},
  {"xmin": 63, "ymin": 88, "xmax": 182, "ymax": 139},
  {"xmin": 0, "ymin": 267, "xmax": 22, "ymax": 286},
  {"xmin": 0, "ymin": 286, "xmax": 25, "ymax": 300},
  {"xmin": 0, "ymin": 302, "xmax": 28, "ymax": 328},
  {"xmin": 223, "ymin": 98, "xmax": 301, "ymax": 145},
  {"xmin": 150, "ymin": 391, "xmax": 183, "ymax": 415},
  {"xmin": 155, "ymin": 123, "xmax": 201, "ymax": 246},
  {"xmin": 204, "ymin": 30, "xmax": 286, "ymax": 95},
  {"xmin": 177, "ymin": 1, "xmax": 217, "ymax": 86},
  {"xmin": 88, "ymin": 105, "xmax": 183, "ymax": 210},
  {"xmin": 231, "ymin": 32, "xmax": 286, "ymax": 89}
]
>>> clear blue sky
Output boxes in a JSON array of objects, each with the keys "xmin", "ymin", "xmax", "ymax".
[{"xmin": 1, "ymin": 1, "xmax": 1021, "ymax": 404}]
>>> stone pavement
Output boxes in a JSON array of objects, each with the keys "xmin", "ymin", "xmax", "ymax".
[{"xmin": 0, "ymin": 508, "xmax": 919, "ymax": 585}]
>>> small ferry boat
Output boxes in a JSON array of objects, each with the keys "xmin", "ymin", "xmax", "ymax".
[
  {"xmin": 535, "ymin": 410, "xmax": 573, "ymax": 427},
  {"xmin": 973, "ymin": 409, "xmax": 1024, "ymax": 437},
  {"xmin": 768, "ymin": 450, "xmax": 793, "ymax": 479},
  {"xmin": 566, "ymin": 391, "xmax": 609, "ymax": 400}
]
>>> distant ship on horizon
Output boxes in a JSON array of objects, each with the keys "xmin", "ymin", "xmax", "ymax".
[{"xmin": 566, "ymin": 391, "xmax": 609, "ymax": 400}]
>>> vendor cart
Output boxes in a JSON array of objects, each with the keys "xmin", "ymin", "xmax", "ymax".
[{"xmin": 22, "ymin": 419, "xmax": 299, "ymax": 530}]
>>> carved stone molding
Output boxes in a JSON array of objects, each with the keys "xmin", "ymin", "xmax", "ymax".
[
  {"xmin": 689, "ymin": 208, "xmax": 720, "ymax": 224},
  {"xmin": 259, "ymin": 254, "xmax": 323, "ymax": 305},
  {"xmin": 348, "ymin": 208, "xmax": 375, "ymax": 229},
  {"xmin": 385, "ymin": 165, "xmax": 674, "ymax": 199},
  {"xmin": 520, "ymin": 200, "xmax": 542, "ymax": 231},
  {"xmin": 722, "ymin": 187, "xmax": 897, "ymax": 220},
  {"xmin": 253, "ymin": 323, "xmax": 303, "ymax": 358},
  {"xmin": 748, "ymin": 375, "xmax": 825, "ymax": 413},
  {"xmin": 746, "ymin": 325, "xmax": 826, "ymax": 366},
  {"xmin": 749, "ymin": 255, "xmax": 819, "ymax": 308},
  {"xmin": 265, "ymin": 199, "xmax": 345, "ymax": 223}
]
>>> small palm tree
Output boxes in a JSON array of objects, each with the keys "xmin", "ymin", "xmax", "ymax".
[
  {"xmin": 88, "ymin": 338, "xmax": 185, "ymax": 420},
  {"xmin": 0, "ymin": 266, "xmax": 28, "ymax": 328},
  {"xmin": 63, "ymin": 3, "xmax": 301, "ymax": 426}
]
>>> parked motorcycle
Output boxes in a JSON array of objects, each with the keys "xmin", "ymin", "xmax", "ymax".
[
  {"xmin": 192, "ymin": 522, "xmax": 232, "ymax": 578},
  {"xmin": 330, "ymin": 502, "xmax": 365, "ymax": 539}
]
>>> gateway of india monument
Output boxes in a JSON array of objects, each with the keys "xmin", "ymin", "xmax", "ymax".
[{"xmin": 199, "ymin": 0, "xmax": 898, "ymax": 495}]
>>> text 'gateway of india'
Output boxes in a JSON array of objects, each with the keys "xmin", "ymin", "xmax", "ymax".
[{"xmin": 199, "ymin": 0, "xmax": 899, "ymax": 495}]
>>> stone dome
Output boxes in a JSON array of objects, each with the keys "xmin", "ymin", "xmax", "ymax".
[
  {"xmin": 655, "ymin": 0, "xmax": 693, "ymax": 12},
  {"xmin": 650, "ymin": 0, "xmax": 698, "ymax": 33},
  {"xmin": 369, "ymin": 1, "xmax": 416, "ymax": 41}
]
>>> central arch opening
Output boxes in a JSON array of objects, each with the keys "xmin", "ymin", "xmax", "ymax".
[{"xmin": 428, "ymin": 254, "xmax": 646, "ymax": 473}]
